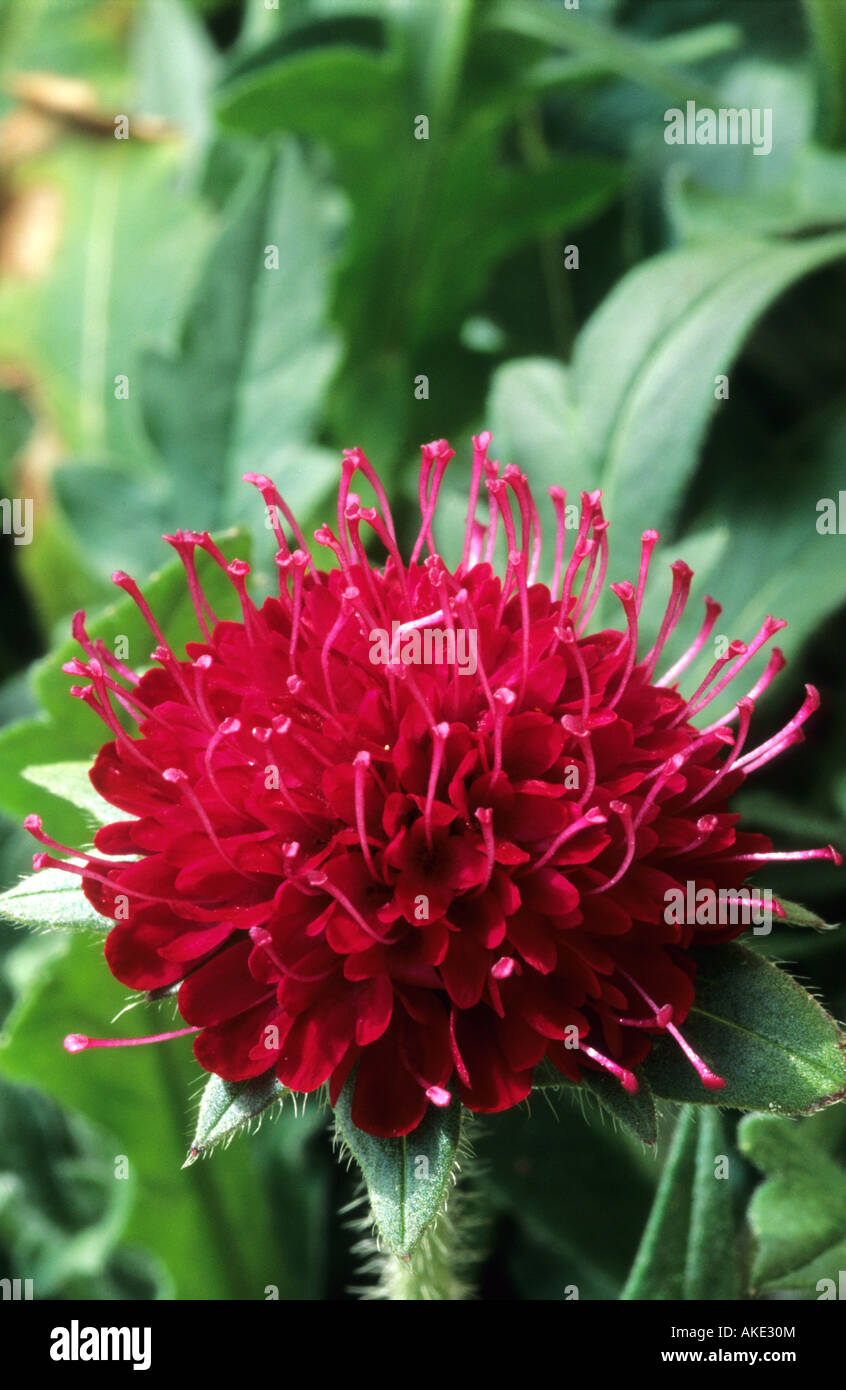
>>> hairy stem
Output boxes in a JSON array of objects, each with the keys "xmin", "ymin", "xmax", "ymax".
[{"xmin": 376, "ymin": 1208, "xmax": 472, "ymax": 1301}]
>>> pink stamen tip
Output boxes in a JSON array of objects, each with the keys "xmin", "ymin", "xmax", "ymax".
[
  {"xmin": 701, "ymin": 1070, "xmax": 727, "ymax": 1091},
  {"xmin": 64, "ymin": 1025, "xmax": 199, "ymax": 1051},
  {"xmin": 491, "ymin": 956, "xmax": 518, "ymax": 980},
  {"xmin": 581, "ymin": 1043, "xmax": 639, "ymax": 1093},
  {"xmin": 425, "ymin": 1086, "xmax": 452, "ymax": 1107}
]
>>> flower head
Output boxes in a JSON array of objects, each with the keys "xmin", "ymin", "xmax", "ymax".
[{"xmin": 30, "ymin": 435, "xmax": 840, "ymax": 1136}]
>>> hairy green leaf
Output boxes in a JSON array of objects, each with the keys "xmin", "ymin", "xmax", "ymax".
[
  {"xmin": 333, "ymin": 1081, "xmax": 461, "ymax": 1257},
  {"xmin": 22, "ymin": 761, "xmax": 116, "ymax": 828},
  {"xmin": 0, "ymin": 867, "xmax": 108, "ymax": 932},
  {"xmin": 185, "ymin": 1072, "xmax": 287, "ymax": 1165},
  {"xmin": 533, "ymin": 1058, "xmax": 657, "ymax": 1146},
  {"xmin": 641, "ymin": 945, "xmax": 846, "ymax": 1115}
]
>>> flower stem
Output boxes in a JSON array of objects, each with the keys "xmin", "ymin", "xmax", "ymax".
[{"xmin": 377, "ymin": 1209, "xmax": 470, "ymax": 1301}]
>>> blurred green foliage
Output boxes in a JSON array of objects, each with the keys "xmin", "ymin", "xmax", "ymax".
[{"xmin": 0, "ymin": 0, "xmax": 845, "ymax": 1300}]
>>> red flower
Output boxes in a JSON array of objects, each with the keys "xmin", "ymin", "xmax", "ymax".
[{"xmin": 29, "ymin": 436, "xmax": 840, "ymax": 1137}]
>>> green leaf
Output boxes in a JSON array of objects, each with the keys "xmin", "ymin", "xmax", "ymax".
[
  {"xmin": 0, "ymin": 141, "xmax": 213, "ymax": 462},
  {"xmin": 130, "ymin": 0, "xmax": 219, "ymax": 150},
  {"xmin": 488, "ymin": 234, "xmax": 846, "ymax": 597},
  {"xmin": 22, "ymin": 761, "xmax": 116, "ymax": 828},
  {"xmin": 185, "ymin": 1072, "xmax": 287, "ymax": 1165},
  {"xmin": 572, "ymin": 234, "xmax": 846, "ymax": 582},
  {"xmin": 0, "ymin": 867, "xmax": 108, "ymax": 932},
  {"xmin": 532, "ymin": 1058, "xmax": 657, "ymax": 1146},
  {"xmin": 621, "ymin": 1108, "xmax": 738, "ymax": 1300},
  {"xmin": 219, "ymin": 36, "xmax": 623, "ymax": 465},
  {"xmin": 0, "ymin": 1074, "xmax": 167, "ymax": 1298},
  {"xmin": 580, "ymin": 1070, "xmax": 658, "ymax": 1147},
  {"xmin": 640, "ymin": 944, "xmax": 846, "ymax": 1116},
  {"xmin": 53, "ymin": 143, "xmax": 340, "ymax": 582},
  {"xmin": 487, "ymin": 0, "xmax": 727, "ymax": 106},
  {"xmin": 0, "ymin": 932, "xmax": 279, "ymax": 1299},
  {"xmin": 803, "ymin": 0, "xmax": 846, "ymax": 148},
  {"xmin": 139, "ymin": 142, "xmax": 339, "ymax": 534},
  {"xmin": 218, "ymin": 47, "xmax": 399, "ymax": 151},
  {"xmin": 739, "ymin": 1109, "xmax": 846, "ymax": 1296},
  {"xmin": 333, "ymin": 1080, "xmax": 461, "ymax": 1257}
]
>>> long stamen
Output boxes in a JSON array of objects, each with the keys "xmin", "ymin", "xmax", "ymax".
[
  {"xmin": 561, "ymin": 491, "xmax": 600, "ymax": 610},
  {"xmin": 670, "ymin": 641, "xmax": 746, "ymax": 727},
  {"xmin": 579, "ymin": 1041, "xmax": 638, "ymax": 1094},
  {"xmin": 24, "ymin": 816, "xmax": 133, "ymax": 871},
  {"xmin": 306, "ymin": 870, "xmax": 396, "ymax": 945},
  {"xmin": 606, "ymin": 582, "xmax": 638, "ymax": 710},
  {"xmin": 410, "ymin": 440, "xmax": 454, "ymax": 564},
  {"xmin": 342, "ymin": 447, "xmax": 399, "ymax": 544},
  {"xmin": 482, "ymin": 459, "xmax": 501, "ymax": 566},
  {"xmin": 548, "ymin": 486, "xmax": 568, "ymax": 600},
  {"xmin": 31, "ymin": 852, "xmax": 176, "ymax": 907},
  {"xmin": 688, "ymin": 697, "xmax": 753, "ymax": 805},
  {"xmin": 164, "ymin": 531, "xmax": 217, "ymax": 638},
  {"xmin": 618, "ymin": 968, "xmax": 725, "ymax": 1089},
  {"xmin": 65, "ymin": 1026, "xmax": 200, "ymax": 1052},
  {"xmin": 473, "ymin": 808, "xmax": 496, "ymax": 896},
  {"xmin": 632, "ymin": 752, "xmax": 686, "ymax": 829},
  {"xmin": 718, "ymin": 845, "xmax": 842, "ymax": 866},
  {"xmin": 559, "ymin": 622, "xmax": 592, "ymax": 723},
  {"xmin": 278, "ymin": 549, "xmax": 309, "ymax": 673},
  {"xmin": 684, "ymin": 616, "xmax": 787, "ymax": 721},
  {"xmin": 588, "ymin": 800, "xmax": 635, "ymax": 893},
  {"xmin": 616, "ymin": 1004, "xmax": 674, "ymax": 1029},
  {"xmin": 243, "ymin": 473, "xmax": 313, "ymax": 564},
  {"xmin": 360, "ymin": 505, "xmax": 411, "ymax": 607},
  {"xmin": 575, "ymin": 520, "xmax": 608, "ymax": 633},
  {"xmin": 656, "ymin": 596, "xmax": 722, "ymax": 688},
  {"xmin": 424, "ymin": 724, "xmax": 450, "ymax": 849},
  {"xmin": 353, "ymin": 751, "xmax": 379, "ymax": 878},
  {"xmin": 203, "ymin": 718, "xmax": 244, "ymax": 815},
  {"xmin": 72, "ymin": 611, "xmax": 139, "ymax": 686},
  {"xmin": 733, "ymin": 685, "xmax": 819, "ymax": 774},
  {"xmin": 461, "ymin": 431, "xmax": 492, "ymax": 573},
  {"xmin": 634, "ymin": 530, "xmax": 660, "ymax": 615},
  {"xmin": 249, "ymin": 927, "xmax": 334, "ymax": 984},
  {"xmin": 700, "ymin": 647, "xmax": 787, "ymax": 737},
  {"xmin": 529, "ymin": 804, "xmax": 607, "ymax": 874},
  {"xmin": 70, "ymin": 683, "xmax": 160, "ymax": 774},
  {"xmin": 345, "ymin": 505, "xmax": 389, "ymax": 626},
  {"xmin": 491, "ymin": 686, "xmax": 516, "ymax": 782},
  {"xmin": 639, "ymin": 560, "xmax": 693, "ymax": 681},
  {"xmin": 162, "ymin": 767, "xmax": 262, "ymax": 881}
]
